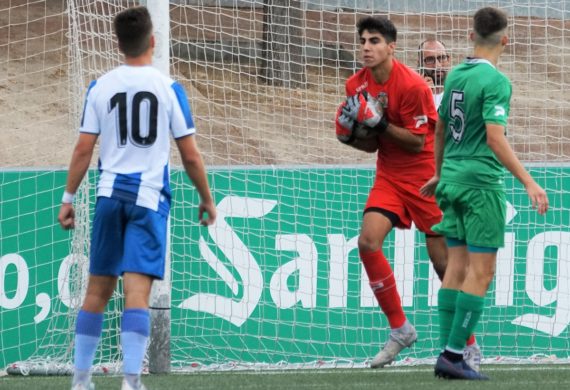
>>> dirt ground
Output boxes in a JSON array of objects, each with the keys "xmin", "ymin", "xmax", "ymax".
[{"xmin": 2, "ymin": 1, "xmax": 570, "ymax": 168}]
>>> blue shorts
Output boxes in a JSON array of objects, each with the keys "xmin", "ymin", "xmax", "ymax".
[{"xmin": 90, "ymin": 197, "xmax": 167, "ymax": 279}]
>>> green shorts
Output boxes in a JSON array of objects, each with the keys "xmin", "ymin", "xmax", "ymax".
[{"xmin": 432, "ymin": 183, "xmax": 507, "ymax": 248}]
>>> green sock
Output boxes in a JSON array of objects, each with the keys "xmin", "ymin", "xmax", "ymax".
[
  {"xmin": 447, "ymin": 291, "xmax": 484, "ymax": 352},
  {"xmin": 438, "ymin": 288, "xmax": 459, "ymax": 349}
]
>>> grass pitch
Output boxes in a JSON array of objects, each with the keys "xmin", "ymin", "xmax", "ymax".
[{"xmin": 1, "ymin": 365, "xmax": 569, "ymax": 389}]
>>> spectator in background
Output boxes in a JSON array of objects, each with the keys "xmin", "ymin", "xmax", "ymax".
[{"xmin": 418, "ymin": 39, "xmax": 450, "ymax": 109}]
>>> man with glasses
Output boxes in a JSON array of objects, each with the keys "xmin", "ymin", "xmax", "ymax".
[
  {"xmin": 418, "ymin": 39, "xmax": 450, "ymax": 109},
  {"xmin": 417, "ymin": 38, "xmax": 483, "ymax": 373}
]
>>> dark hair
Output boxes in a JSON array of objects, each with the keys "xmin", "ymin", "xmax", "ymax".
[
  {"xmin": 357, "ymin": 16, "xmax": 397, "ymax": 43},
  {"xmin": 113, "ymin": 6, "xmax": 153, "ymax": 57},
  {"xmin": 473, "ymin": 7, "xmax": 508, "ymax": 38}
]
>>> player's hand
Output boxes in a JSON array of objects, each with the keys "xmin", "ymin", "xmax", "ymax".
[
  {"xmin": 199, "ymin": 200, "xmax": 217, "ymax": 226},
  {"xmin": 58, "ymin": 203, "xmax": 76, "ymax": 230},
  {"xmin": 342, "ymin": 92, "xmax": 388, "ymax": 131},
  {"xmin": 342, "ymin": 93, "xmax": 381, "ymax": 127},
  {"xmin": 335, "ymin": 101, "xmax": 356, "ymax": 144},
  {"xmin": 423, "ymin": 75, "xmax": 435, "ymax": 88},
  {"xmin": 420, "ymin": 175, "xmax": 440, "ymax": 197},
  {"xmin": 525, "ymin": 181, "xmax": 549, "ymax": 215}
]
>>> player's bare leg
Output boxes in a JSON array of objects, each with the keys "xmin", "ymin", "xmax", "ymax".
[
  {"xmin": 123, "ymin": 272, "xmax": 153, "ymax": 308},
  {"xmin": 82, "ymin": 275, "xmax": 119, "ymax": 312},
  {"xmin": 359, "ymin": 211, "xmax": 417, "ymax": 368},
  {"xmin": 426, "ymin": 235, "xmax": 447, "ymax": 280}
]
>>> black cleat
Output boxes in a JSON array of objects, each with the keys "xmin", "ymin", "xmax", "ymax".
[{"xmin": 434, "ymin": 354, "xmax": 489, "ymax": 380}]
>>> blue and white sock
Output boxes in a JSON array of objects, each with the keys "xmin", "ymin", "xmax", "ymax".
[
  {"xmin": 121, "ymin": 308, "xmax": 150, "ymax": 381},
  {"xmin": 73, "ymin": 310, "xmax": 103, "ymax": 385}
]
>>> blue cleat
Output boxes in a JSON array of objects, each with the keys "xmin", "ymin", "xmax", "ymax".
[{"xmin": 434, "ymin": 354, "xmax": 489, "ymax": 380}]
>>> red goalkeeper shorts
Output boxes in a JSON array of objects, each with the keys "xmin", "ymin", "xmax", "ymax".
[{"xmin": 364, "ymin": 175, "xmax": 442, "ymax": 234}]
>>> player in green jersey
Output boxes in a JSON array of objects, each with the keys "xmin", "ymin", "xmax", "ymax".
[
  {"xmin": 420, "ymin": 7, "xmax": 549, "ymax": 380},
  {"xmin": 417, "ymin": 37, "xmax": 483, "ymax": 373}
]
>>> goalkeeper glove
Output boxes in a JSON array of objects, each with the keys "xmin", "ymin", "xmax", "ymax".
[
  {"xmin": 342, "ymin": 92, "xmax": 389, "ymax": 132},
  {"xmin": 335, "ymin": 101, "xmax": 356, "ymax": 144}
]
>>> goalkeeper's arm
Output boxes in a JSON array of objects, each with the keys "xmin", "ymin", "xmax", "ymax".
[{"xmin": 383, "ymin": 124, "xmax": 426, "ymax": 154}]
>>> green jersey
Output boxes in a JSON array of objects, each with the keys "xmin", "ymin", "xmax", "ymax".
[{"xmin": 438, "ymin": 58, "xmax": 512, "ymax": 189}]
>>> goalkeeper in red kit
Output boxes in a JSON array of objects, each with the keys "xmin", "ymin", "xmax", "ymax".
[{"xmin": 335, "ymin": 16, "xmax": 445, "ymax": 368}]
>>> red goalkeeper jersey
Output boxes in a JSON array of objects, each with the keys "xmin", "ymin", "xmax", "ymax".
[{"xmin": 345, "ymin": 59, "xmax": 437, "ymax": 181}]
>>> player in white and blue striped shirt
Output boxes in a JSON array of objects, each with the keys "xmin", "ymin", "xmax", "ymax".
[{"xmin": 58, "ymin": 6, "xmax": 217, "ymax": 390}]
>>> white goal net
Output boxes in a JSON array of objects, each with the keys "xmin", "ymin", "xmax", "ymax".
[{"xmin": 2, "ymin": 0, "xmax": 570, "ymax": 374}]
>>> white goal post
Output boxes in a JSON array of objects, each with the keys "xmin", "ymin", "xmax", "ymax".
[
  {"xmin": 142, "ymin": 0, "xmax": 172, "ymax": 375},
  {"xmin": 1, "ymin": 0, "xmax": 570, "ymax": 375}
]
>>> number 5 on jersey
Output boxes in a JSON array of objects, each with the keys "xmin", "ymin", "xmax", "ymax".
[{"xmin": 449, "ymin": 90, "xmax": 465, "ymax": 143}]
